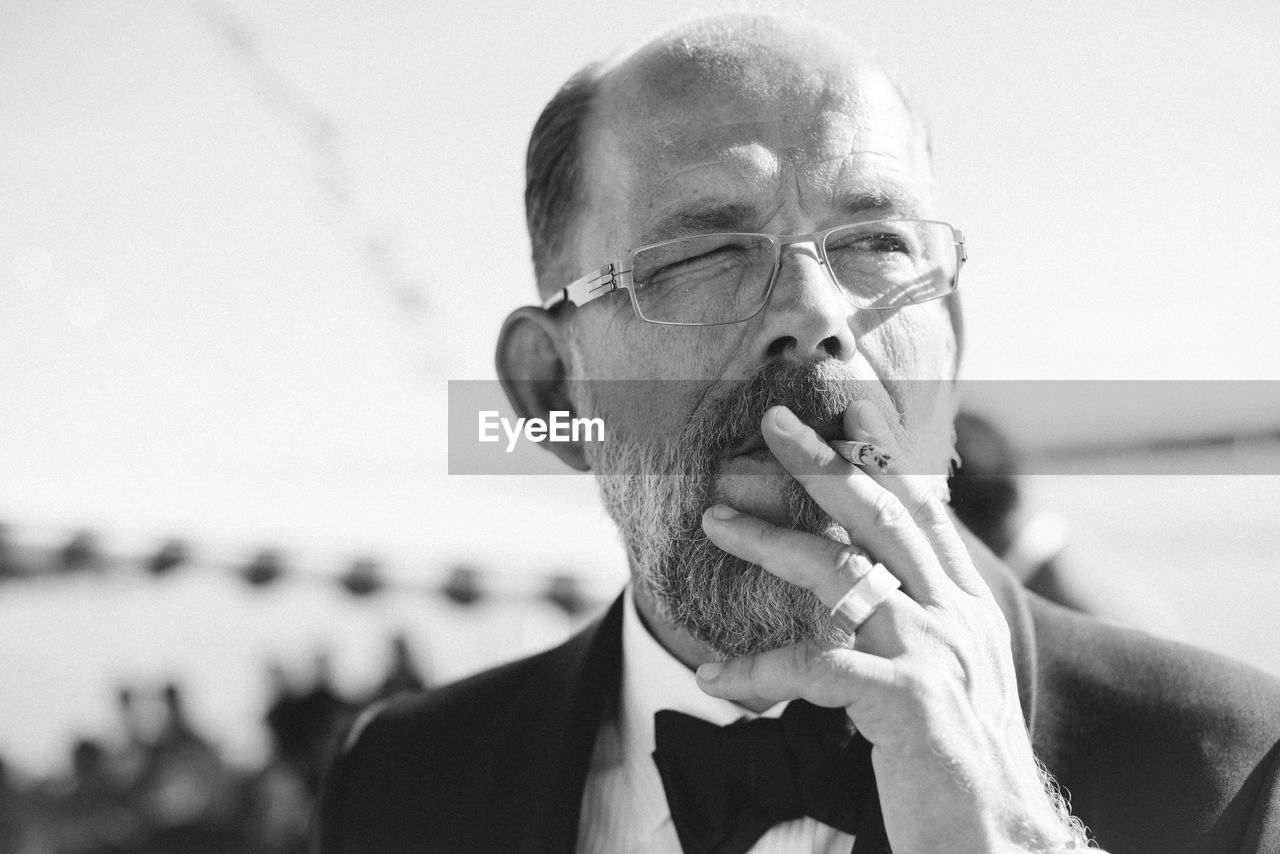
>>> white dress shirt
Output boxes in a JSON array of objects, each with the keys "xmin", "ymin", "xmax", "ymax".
[{"xmin": 574, "ymin": 587, "xmax": 857, "ymax": 854}]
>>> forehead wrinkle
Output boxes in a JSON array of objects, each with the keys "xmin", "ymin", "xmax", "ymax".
[
  {"xmin": 640, "ymin": 142, "xmax": 780, "ymax": 224},
  {"xmin": 658, "ymin": 118, "xmax": 793, "ymax": 155},
  {"xmin": 642, "ymin": 105, "xmax": 909, "ymax": 205},
  {"xmin": 650, "ymin": 137, "xmax": 781, "ymax": 184},
  {"xmin": 648, "ymin": 150, "xmax": 773, "ymax": 186},
  {"xmin": 828, "ymin": 152, "xmax": 933, "ymax": 215}
]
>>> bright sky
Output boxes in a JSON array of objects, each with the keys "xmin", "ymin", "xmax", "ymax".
[
  {"xmin": 0, "ymin": 0, "xmax": 1278, "ymax": 771},
  {"xmin": 2, "ymin": 0, "xmax": 1278, "ymax": 553}
]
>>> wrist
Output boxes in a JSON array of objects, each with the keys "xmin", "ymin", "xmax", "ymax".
[
  {"xmin": 984, "ymin": 750, "xmax": 1094, "ymax": 852},
  {"xmin": 1019, "ymin": 759, "xmax": 1097, "ymax": 852}
]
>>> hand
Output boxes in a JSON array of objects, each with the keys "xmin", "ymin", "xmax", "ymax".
[{"xmin": 696, "ymin": 403, "xmax": 1085, "ymax": 854}]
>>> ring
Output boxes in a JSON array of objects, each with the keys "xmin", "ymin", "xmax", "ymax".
[{"xmin": 829, "ymin": 562, "xmax": 901, "ymax": 633}]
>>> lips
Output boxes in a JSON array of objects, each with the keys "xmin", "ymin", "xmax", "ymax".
[{"xmin": 726, "ymin": 418, "xmax": 847, "ymax": 459}]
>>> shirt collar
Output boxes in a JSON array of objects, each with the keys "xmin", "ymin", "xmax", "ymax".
[{"xmin": 617, "ymin": 585, "xmax": 785, "ymax": 837}]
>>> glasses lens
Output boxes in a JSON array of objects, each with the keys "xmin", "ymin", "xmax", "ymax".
[
  {"xmin": 630, "ymin": 234, "xmax": 776, "ymax": 324},
  {"xmin": 823, "ymin": 221, "xmax": 958, "ymax": 309}
]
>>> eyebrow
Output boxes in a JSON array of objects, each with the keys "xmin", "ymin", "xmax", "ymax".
[
  {"xmin": 831, "ymin": 187, "xmax": 922, "ymax": 219},
  {"xmin": 636, "ymin": 187, "xmax": 925, "ymax": 247},
  {"xmin": 638, "ymin": 202, "xmax": 762, "ymax": 246}
]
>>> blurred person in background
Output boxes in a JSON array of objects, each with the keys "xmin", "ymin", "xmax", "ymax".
[
  {"xmin": 373, "ymin": 633, "xmax": 429, "ymax": 700},
  {"xmin": 0, "ymin": 635, "xmax": 427, "ymax": 853},
  {"xmin": 949, "ymin": 411, "xmax": 1185, "ymax": 638},
  {"xmin": 264, "ymin": 653, "xmax": 355, "ymax": 797},
  {"xmin": 318, "ymin": 11, "xmax": 1280, "ymax": 854}
]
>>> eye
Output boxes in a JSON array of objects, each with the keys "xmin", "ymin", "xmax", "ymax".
[
  {"xmin": 857, "ymin": 232, "xmax": 912, "ymax": 254},
  {"xmin": 654, "ymin": 247, "xmax": 744, "ymax": 279},
  {"xmin": 828, "ymin": 228, "xmax": 917, "ymax": 257},
  {"xmin": 634, "ymin": 239, "xmax": 754, "ymax": 289}
]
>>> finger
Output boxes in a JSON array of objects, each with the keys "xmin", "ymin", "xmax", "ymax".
[
  {"xmin": 701, "ymin": 505, "xmax": 924, "ymax": 616},
  {"xmin": 695, "ymin": 640, "xmax": 898, "ymax": 709},
  {"xmin": 840, "ymin": 399, "xmax": 904, "ymax": 467},
  {"xmin": 761, "ymin": 406, "xmax": 949, "ymax": 602},
  {"xmin": 846, "ymin": 400, "xmax": 989, "ymax": 598}
]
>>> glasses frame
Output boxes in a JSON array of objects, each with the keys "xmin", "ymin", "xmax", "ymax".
[{"xmin": 542, "ymin": 218, "xmax": 967, "ymax": 327}]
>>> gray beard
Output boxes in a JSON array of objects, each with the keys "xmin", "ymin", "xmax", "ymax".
[
  {"xmin": 593, "ymin": 432, "xmax": 848, "ymax": 657},
  {"xmin": 575, "ymin": 359, "xmax": 955, "ymax": 658}
]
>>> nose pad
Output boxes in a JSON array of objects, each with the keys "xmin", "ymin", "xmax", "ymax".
[
  {"xmin": 761, "ymin": 241, "xmax": 858, "ymax": 360},
  {"xmin": 776, "ymin": 240, "xmax": 847, "ymax": 301},
  {"xmin": 779, "ymin": 240, "xmax": 823, "ymax": 271}
]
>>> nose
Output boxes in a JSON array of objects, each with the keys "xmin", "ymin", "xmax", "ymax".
[{"xmin": 755, "ymin": 242, "xmax": 857, "ymax": 362}]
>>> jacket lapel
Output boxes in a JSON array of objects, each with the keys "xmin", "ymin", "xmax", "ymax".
[{"xmin": 479, "ymin": 594, "xmax": 626, "ymax": 852}]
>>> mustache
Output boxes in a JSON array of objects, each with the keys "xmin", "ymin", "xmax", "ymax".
[{"xmin": 681, "ymin": 359, "xmax": 874, "ymax": 459}]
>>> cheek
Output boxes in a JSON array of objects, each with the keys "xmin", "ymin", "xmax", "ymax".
[
  {"xmin": 573, "ymin": 318, "xmax": 738, "ymax": 443},
  {"xmin": 855, "ymin": 302, "xmax": 954, "ymax": 381},
  {"xmin": 854, "ymin": 304, "xmax": 957, "ymax": 463},
  {"xmin": 579, "ymin": 380, "xmax": 701, "ymax": 445}
]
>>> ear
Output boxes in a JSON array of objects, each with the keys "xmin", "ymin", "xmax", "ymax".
[{"xmin": 495, "ymin": 306, "xmax": 591, "ymax": 471}]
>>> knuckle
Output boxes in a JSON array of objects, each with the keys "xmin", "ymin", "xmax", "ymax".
[
  {"xmin": 825, "ymin": 541, "xmax": 856, "ymax": 576},
  {"xmin": 894, "ymin": 664, "xmax": 936, "ymax": 701},
  {"xmin": 913, "ymin": 493, "xmax": 948, "ymax": 528},
  {"xmin": 922, "ymin": 613, "xmax": 961, "ymax": 650},
  {"xmin": 805, "ymin": 447, "xmax": 829, "ymax": 474},
  {"xmin": 791, "ymin": 641, "xmax": 821, "ymax": 678},
  {"xmin": 896, "ymin": 659, "xmax": 953, "ymax": 703},
  {"xmin": 790, "ymin": 445, "xmax": 832, "ymax": 481},
  {"xmin": 870, "ymin": 490, "xmax": 909, "ymax": 529}
]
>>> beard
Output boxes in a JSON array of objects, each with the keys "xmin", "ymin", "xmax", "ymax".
[{"xmin": 572, "ymin": 356, "xmax": 957, "ymax": 658}]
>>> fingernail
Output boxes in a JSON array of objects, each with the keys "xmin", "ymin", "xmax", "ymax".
[
  {"xmin": 770, "ymin": 407, "xmax": 804, "ymax": 434},
  {"xmin": 696, "ymin": 662, "xmax": 723, "ymax": 681},
  {"xmin": 705, "ymin": 504, "xmax": 739, "ymax": 521},
  {"xmin": 857, "ymin": 403, "xmax": 891, "ymax": 438},
  {"xmin": 855, "ymin": 403, "xmax": 902, "ymax": 457}
]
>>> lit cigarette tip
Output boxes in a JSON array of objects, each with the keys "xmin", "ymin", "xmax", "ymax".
[{"xmin": 829, "ymin": 439, "xmax": 894, "ymax": 473}]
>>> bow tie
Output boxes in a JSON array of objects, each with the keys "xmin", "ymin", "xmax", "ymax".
[{"xmin": 652, "ymin": 700, "xmax": 889, "ymax": 854}]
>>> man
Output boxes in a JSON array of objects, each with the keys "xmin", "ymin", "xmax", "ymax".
[{"xmin": 317, "ymin": 13, "xmax": 1280, "ymax": 853}]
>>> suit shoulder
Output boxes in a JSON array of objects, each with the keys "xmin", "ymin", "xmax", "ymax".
[
  {"xmin": 315, "ymin": 602, "xmax": 622, "ymax": 853},
  {"xmin": 344, "ymin": 627, "xmax": 592, "ymax": 772},
  {"xmin": 1029, "ymin": 596, "xmax": 1280, "ymax": 852},
  {"xmin": 1031, "ymin": 595, "xmax": 1280, "ymax": 738}
]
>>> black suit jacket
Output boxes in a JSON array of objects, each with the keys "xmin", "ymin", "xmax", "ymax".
[{"xmin": 316, "ymin": 538, "xmax": 1280, "ymax": 853}]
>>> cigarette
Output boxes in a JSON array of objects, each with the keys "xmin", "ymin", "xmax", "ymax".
[{"xmin": 828, "ymin": 439, "xmax": 894, "ymax": 473}]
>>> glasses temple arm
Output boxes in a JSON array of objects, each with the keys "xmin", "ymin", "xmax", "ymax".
[{"xmin": 542, "ymin": 263, "xmax": 622, "ymax": 311}]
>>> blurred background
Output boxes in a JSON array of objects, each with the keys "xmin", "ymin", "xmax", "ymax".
[{"xmin": 1, "ymin": 0, "xmax": 1277, "ymax": 850}]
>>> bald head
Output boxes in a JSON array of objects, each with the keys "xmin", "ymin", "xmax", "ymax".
[
  {"xmin": 599, "ymin": 13, "xmax": 903, "ymax": 129},
  {"xmin": 525, "ymin": 12, "xmax": 932, "ymax": 300}
]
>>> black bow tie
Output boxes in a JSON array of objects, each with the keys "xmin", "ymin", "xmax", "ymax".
[{"xmin": 652, "ymin": 700, "xmax": 890, "ymax": 854}]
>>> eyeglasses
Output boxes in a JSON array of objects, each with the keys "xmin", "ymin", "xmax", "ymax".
[{"xmin": 543, "ymin": 219, "xmax": 967, "ymax": 326}]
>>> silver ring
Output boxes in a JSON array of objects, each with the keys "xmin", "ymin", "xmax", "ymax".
[{"xmin": 829, "ymin": 563, "xmax": 901, "ymax": 633}]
